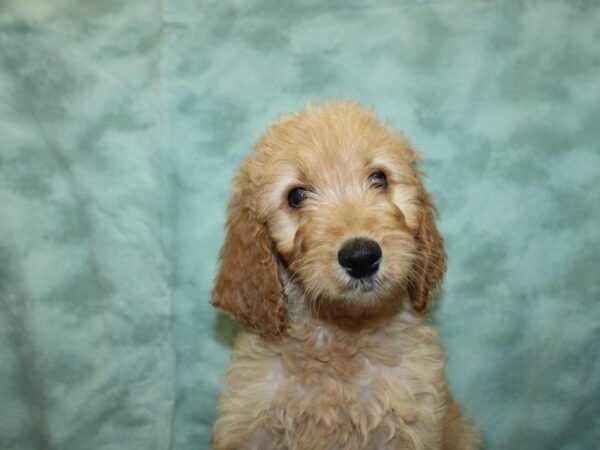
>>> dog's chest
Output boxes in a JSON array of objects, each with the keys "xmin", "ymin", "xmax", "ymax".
[{"xmin": 264, "ymin": 324, "xmax": 446, "ymax": 449}]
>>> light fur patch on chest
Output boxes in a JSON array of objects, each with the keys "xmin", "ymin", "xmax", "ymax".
[{"xmin": 260, "ymin": 321, "xmax": 446, "ymax": 450}]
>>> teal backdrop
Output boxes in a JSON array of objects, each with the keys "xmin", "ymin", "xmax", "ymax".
[{"xmin": 1, "ymin": 1, "xmax": 599, "ymax": 449}]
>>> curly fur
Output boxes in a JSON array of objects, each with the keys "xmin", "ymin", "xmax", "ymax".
[{"xmin": 211, "ymin": 101, "xmax": 481, "ymax": 449}]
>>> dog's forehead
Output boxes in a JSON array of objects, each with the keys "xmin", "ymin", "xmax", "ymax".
[
  {"xmin": 263, "ymin": 139, "xmax": 413, "ymax": 189},
  {"xmin": 258, "ymin": 121, "xmax": 406, "ymax": 180},
  {"xmin": 258, "ymin": 147, "xmax": 381, "ymax": 208}
]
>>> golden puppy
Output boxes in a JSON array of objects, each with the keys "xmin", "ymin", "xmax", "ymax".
[{"xmin": 211, "ymin": 101, "xmax": 480, "ymax": 450}]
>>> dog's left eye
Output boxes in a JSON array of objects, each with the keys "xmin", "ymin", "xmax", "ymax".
[
  {"xmin": 288, "ymin": 187, "xmax": 308, "ymax": 208},
  {"xmin": 368, "ymin": 171, "xmax": 387, "ymax": 189}
]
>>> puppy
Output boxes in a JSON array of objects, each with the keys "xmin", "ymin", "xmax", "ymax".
[{"xmin": 211, "ymin": 101, "xmax": 480, "ymax": 450}]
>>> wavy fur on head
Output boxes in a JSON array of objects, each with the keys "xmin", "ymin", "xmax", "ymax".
[{"xmin": 211, "ymin": 101, "xmax": 480, "ymax": 449}]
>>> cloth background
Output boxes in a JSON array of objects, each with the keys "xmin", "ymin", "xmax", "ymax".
[{"xmin": 1, "ymin": 1, "xmax": 599, "ymax": 449}]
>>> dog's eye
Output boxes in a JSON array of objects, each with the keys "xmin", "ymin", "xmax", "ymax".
[
  {"xmin": 368, "ymin": 171, "xmax": 387, "ymax": 189},
  {"xmin": 288, "ymin": 187, "xmax": 308, "ymax": 208}
]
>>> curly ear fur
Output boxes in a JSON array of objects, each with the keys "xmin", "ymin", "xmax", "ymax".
[
  {"xmin": 407, "ymin": 190, "xmax": 447, "ymax": 314},
  {"xmin": 212, "ymin": 163, "xmax": 288, "ymax": 338}
]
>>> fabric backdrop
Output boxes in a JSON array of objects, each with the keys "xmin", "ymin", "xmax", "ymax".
[{"xmin": 1, "ymin": 1, "xmax": 599, "ymax": 449}]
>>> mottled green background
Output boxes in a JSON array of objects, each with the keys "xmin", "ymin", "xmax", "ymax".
[{"xmin": 1, "ymin": 1, "xmax": 599, "ymax": 449}]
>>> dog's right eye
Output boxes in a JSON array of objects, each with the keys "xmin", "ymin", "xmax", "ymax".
[
  {"xmin": 288, "ymin": 187, "xmax": 308, "ymax": 208},
  {"xmin": 368, "ymin": 171, "xmax": 388, "ymax": 189}
]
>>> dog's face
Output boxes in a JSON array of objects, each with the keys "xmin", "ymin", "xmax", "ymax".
[
  {"xmin": 213, "ymin": 102, "xmax": 446, "ymax": 337},
  {"xmin": 258, "ymin": 114, "xmax": 422, "ymax": 314}
]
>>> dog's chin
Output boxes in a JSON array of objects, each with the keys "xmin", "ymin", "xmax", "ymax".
[
  {"xmin": 338, "ymin": 271, "xmax": 404, "ymax": 301},
  {"xmin": 310, "ymin": 276, "xmax": 405, "ymax": 326},
  {"xmin": 338, "ymin": 280, "xmax": 383, "ymax": 302}
]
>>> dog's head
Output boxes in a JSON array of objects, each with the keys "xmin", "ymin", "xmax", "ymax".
[{"xmin": 212, "ymin": 101, "xmax": 446, "ymax": 338}]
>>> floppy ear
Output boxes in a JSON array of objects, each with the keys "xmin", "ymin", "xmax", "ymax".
[
  {"xmin": 212, "ymin": 163, "xmax": 288, "ymax": 338},
  {"xmin": 407, "ymin": 190, "xmax": 447, "ymax": 314}
]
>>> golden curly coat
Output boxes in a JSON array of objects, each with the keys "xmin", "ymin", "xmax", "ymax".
[{"xmin": 211, "ymin": 101, "xmax": 481, "ymax": 450}]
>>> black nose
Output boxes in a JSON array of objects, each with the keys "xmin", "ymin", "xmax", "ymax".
[{"xmin": 337, "ymin": 238, "xmax": 382, "ymax": 279}]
